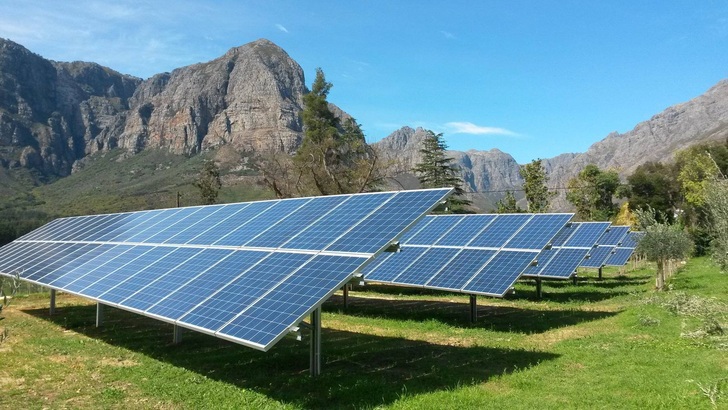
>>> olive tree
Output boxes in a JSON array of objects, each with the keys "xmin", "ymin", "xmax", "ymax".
[
  {"xmin": 634, "ymin": 207, "xmax": 693, "ymax": 290},
  {"xmin": 705, "ymin": 179, "xmax": 728, "ymax": 271}
]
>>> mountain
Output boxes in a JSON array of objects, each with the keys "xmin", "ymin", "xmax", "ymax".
[
  {"xmin": 0, "ymin": 38, "xmax": 308, "ymax": 181},
  {"xmin": 376, "ymin": 81, "xmax": 728, "ymax": 211}
]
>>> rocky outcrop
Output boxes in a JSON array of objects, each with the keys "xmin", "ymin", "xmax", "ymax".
[
  {"xmin": 0, "ymin": 38, "xmax": 140, "ymax": 175},
  {"xmin": 0, "ymin": 38, "xmax": 308, "ymax": 176}
]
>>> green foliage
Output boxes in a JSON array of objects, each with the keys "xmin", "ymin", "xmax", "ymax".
[
  {"xmin": 675, "ymin": 148, "xmax": 720, "ymax": 208},
  {"xmin": 413, "ymin": 130, "xmax": 471, "ymax": 213},
  {"xmin": 519, "ymin": 158, "xmax": 555, "ymax": 212},
  {"xmin": 634, "ymin": 207, "xmax": 693, "ymax": 290},
  {"xmin": 261, "ymin": 68, "xmax": 383, "ymax": 198},
  {"xmin": 565, "ymin": 164, "xmax": 621, "ymax": 220},
  {"xmin": 624, "ymin": 161, "xmax": 680, "ymax": 222},
  {"xmin": 705, "ymin": 179, "xmax": 728, "ymax": 271},
  {"xmin": 193, "ymin": 160, "xmax": 222, "ymax": 205},
  {"xmin": 494, "ymin": 191, "xmax": 522, "ymax": 213}
]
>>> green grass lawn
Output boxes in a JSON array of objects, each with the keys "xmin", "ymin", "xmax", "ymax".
[{"xmin": 0, "ymin": 258, "xmax": 725, "ymax": 409}]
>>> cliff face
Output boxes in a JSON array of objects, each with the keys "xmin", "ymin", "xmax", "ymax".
[
  {"xmin": 0, "ymin": 38, "xmax": 307, "ymax": 177},
  {"xmin": 0, "ymin": 38, "xmax": 140, "ymax": 175}
]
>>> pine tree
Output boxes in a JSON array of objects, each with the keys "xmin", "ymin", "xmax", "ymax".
[
  {"xmin": 413, "ymin": 130, "xmax": 471, "ymax": 212},
  {"xmin": 495, "ymin": 191, "xmax": 522, "ymax": 213},
  {"xmin": 520, "ymin": 158, "xmax": 555, "ymax": 212}
]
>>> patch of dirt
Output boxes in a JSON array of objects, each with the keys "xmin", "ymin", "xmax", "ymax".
[
  {"xmin": 0, "ymin": 376, "xmax": 25, "ymax": 388},
  {"xmin": 100, "ymin": 357, "xmax": 139, "ymax": 368}
]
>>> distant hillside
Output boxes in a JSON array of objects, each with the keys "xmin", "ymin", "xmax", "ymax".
[{"xmin": 375, "ymin": 81, "xmax": 728, "ymax": 211}]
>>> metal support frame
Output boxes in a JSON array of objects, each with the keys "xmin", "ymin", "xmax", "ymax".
[
  {"xmin": 535, "ymin": 278, "xmax": 543, "ymax": 299},
  {"xmin": 343, "ymin": 284, "xmax": 349, "ymax": 309},
  {"xmin": 572, "ymin": 273, "xmax": 578, "ymax": 286},
  {"xmin": 310, "ymin": 306, "xmax": 322, "ymax": 376},
  {"xmin": 173, "ymin": 324, "xmax": 183, "ymax": 344},
  {"xmin": 96, "ymin": 303, "xmax": 104, "ymax": 327},
  {"xmin": 469, "ymin": 295, "xmax": 477, "ymax": 323},
  {"xmin": 598, "ymin": 266, "xmax": 603, "ymax": 280},
  {"xmin": 49, "ymin": 289, "xmax": 56, "ymax": 315}
]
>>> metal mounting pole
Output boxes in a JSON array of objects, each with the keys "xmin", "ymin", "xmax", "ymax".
[
  {"xmin": 572, "ymin": 273, "xmax": 578, "ymax": 286},
  {"xmin": 96, "ymin": 303, "xmax": 104, "ymax": 327},
  {"xmin": 598, "ymin": 266, "xmax": 603, "ymax": 280},
  {"xmin": 310, "ymin": 306, "xmax": 322, "ymax": 376},
  {"xmin": 343, "ymin": 285, "xmax": 349, "ymax": 309},
  {"xmin": 173, "ymin": 325, "xmax": 183, "ymax": 344},
  {"xmin": 469, "ymin": 295, "xmax": 477, "ymax": 323},
  {"xmin": 49, "ymin": 289, "xmax": 56, "ymax": 315},
  {"xmin": 536, "ymin": 278, "xmax": 543, "ymax": 299}
]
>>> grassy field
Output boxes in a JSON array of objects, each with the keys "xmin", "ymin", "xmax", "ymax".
[{"xmin": 0, "ymin": 258, "xmax": 726, "ymax": 409}]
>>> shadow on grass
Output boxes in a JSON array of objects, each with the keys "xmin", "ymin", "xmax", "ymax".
[
  {"xmin": 324, "ymin": 293, "xmax": 618, "ymax": 334},
  {"xmin": 23, "ymin": 304, "xmax": 559, "ymax": 409}
]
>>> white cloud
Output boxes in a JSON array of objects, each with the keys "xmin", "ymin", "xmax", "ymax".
[
  {"xmin": 275, "ymin": 23, "xmax": 289, "ymax": 33},
  {"xmin": 440, "ymin": 30, "xmax": 455, "ymax": 39},
  {"xmin": 445, "ymin": 122, "xmax": 518, "ymax": 136}
]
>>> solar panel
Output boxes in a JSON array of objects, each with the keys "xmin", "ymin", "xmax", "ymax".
[
  {"xmin": 362, "ymin": 213, "xmax": 573, "ymax": 297},
  {"xmin": 604, "ymin": 231, "xmax": 643, "ymax": 266},
  {"xmin": 523, "ymin": 222, "xmax": 611, "ymax": 278},
  {"xmin": 579, "ymin": 225, "xmax": 631, "ymax": 268},
  {"xmin": 0, "ymin": 188, "xmax": 452, "ymax": 352}
]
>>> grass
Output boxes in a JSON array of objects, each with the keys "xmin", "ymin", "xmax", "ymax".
[{"xmin": 0, "ymin": 258, "xmax": 726, "ymax": 409}]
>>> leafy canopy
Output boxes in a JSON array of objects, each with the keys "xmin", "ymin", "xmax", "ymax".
[
  {"xmin": 565, "ymin": 164, "xmax": 620, "ymax": 221},
  {"xmin": 413, "ymin": 130, "xmax": 471, "ymax": 213},
  {"xmin": 519, "ymin": 158, "xmax": 555, "ymax": 212}
]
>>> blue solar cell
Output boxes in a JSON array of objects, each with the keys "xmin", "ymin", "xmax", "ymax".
[
  {"xmin": 179, "ymin": 252, "xmax": 313, "ymax": 331},
  {"xmin": 214, "ymin": 198, "xmax": 310, "ymax": 247},
  {"xmin": 580, "ymin": 246, "xmax": 614, "ymax": 268},
  {"xmin": 146, "ymin": 250, "xmax": 270, "ymax": 320},
  {"xmin": 80, "ymin": 246, "xmax": 177, "ymax": 298},
  {"xmin": 398, "ymin": 217, "xmax": 434, "ymax": 244},
  {"xmin": 118, "ymin": 248, "xmax": 234, "ymax": 311},
  {"xmin": 246, "ymin": 196, "xmax": 346, "ymax": 248},
  {"xmin": 463, "ymin": 251, "xmax": 536, "ymax": 296},
  {"xmin": 618, "ymin": 232, "xmax": 640, "ymax": 248},
  {"xmin": 141, "ymin": 207, "xmax": 210, "ymax": 244},
  {"xmin": 393, "ymin": 247, "xmax": 461, "ymax": 286},
  {"xmin": 24, "ymin": 244, "xmax": 99, "ymax": 281},
  {"xmin": 597, "ymin": 226, "xmax": 630, "ymax": 246},
  {"xmin": 123, "ymin": 209, "xmax": 196, "ymax": 243},
  {"xmin": 565, "ymin": 222, "xmax": 611, "ymax": 248},
  {"xmin": 83, "ymin": 214, "xmax": 135, "ymax": 241},
  {"xmin": 47, "ymin": 245, "xmax": 121, "ymax": 287},
  {"xmin": 15, "ymin": 218, "xmax": 65, "ymax": 241},
  {"xmin": 63, "ymin": 245, "xmax": 144, "ymax": 293},
  {"xmin": 99, "ymin": 247, "xmax": 203, "ymax": 304},
  {"xmin": 104, "ymin": 209, "xmax": 169, "ymax": 242},
  {"xmin": 186, "ymin": 201, "xmax": 275, "ymax": 245},
  {"xmin": 435, "ymin": 215, "xmax": 496, "ymax": 246},
  {"xmin": 404, "ymin": 216, "xmax": 463, "ymax": 246},
  {"xmin": 363, "ymin": 247, "xmax": 428, "ymax": 283},
  {"xmin": 523, "ymin": 247, "xmax": 558, "ymax": 275},
  {"xmin": 169, "ymin": 203, "xmax": 249, "ymax": 244},
  {"xmin": 549, "ymin": 224, "xmax": 577, "ymax": 247},
  {"xmin": 505, "ymin": 214, "xmax": 572, "ymax": 249},
  {"xmin": 539, "ymin": 248, "xmax": 588, "ymax": 278},
  {"xmin": 427, "ymin": 249, "xmax": 496, "ymax": 290},
  {"xmin": 0, "ymin": 242, "xmax": 61, "ymax": 276},
  {"xmin": 281, "ymin": 192, "xmax": 392, "ymax": 251},
  {"xmin": 0, "ymin": 242, "xmax": 28, "ymax": 271},
  {"xmin": 468, "ymin": 214, "xmax": 532, "ymax": 248},
  {"xmin": 218, "ymin": 255, "xmax": 364, "ymax": 347},
  {"xmin": 65, "ymin": 215, "xmax": 123, "ymax": 242},
  {"xmin": 326, "ymin": 190, "xmax": 453, "ymax": 254},
  {"xmin": 48, "ymin": 216, "xmax": 101, "ymax": 241},
  {"xmin": 604, "ymin": 248, "xmax": 635, "ymax": 266}
]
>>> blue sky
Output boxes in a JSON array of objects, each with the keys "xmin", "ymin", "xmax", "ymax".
[{"xmin": 1, "ymin": 1, "xmax": 726, "ymax": 163}]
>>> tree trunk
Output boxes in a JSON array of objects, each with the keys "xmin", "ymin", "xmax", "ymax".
[{"xmin": 656, "ymin": 259, "xmax": 665, "ymax": 290}]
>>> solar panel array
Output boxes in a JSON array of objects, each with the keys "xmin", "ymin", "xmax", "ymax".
[
  {"xmin": 579, "ymin": 225, "xmax": 631, "ymax": 268},
  {"xmin": 0, "ymin": 188, "xmax": 452, "ymax": 351},
  {"xmin": 362, "ymin": 213, "xmax": 573, "ymax": 297},
  {"xmin": 523, "ymin": 222, "xmax": 611, "ymax": 278},
  {"xmin": 604, "ymin": 231, "xmax": 644, "ymax": 266}
]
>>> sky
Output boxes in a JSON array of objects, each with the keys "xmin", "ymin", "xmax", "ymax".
[{"xmin": 1, "ymin": 0, "xmax": 727, "ymax": 163}]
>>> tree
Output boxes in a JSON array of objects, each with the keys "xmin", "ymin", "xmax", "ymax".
[
  {"xmin": 520, "ymin": 158, "xmax": 555, "ymax": 212},
  {"xmin": 194, "ymin": 160, "xmax": 222, "ymax": 205},
  {"xmin": 260, "ymin": 68, "xmax": 383, "ymax": 198},
  {"xmin": 634, "ymin": 207, "xmax": 693, "ymax": 290},
  {"xmin": 704, "ymin": 179, "xmax": 728, "ymax": 271},
  {"xmin": 565, "ymin": 164, "xmax": 621, "ymax": 221},
  {"xmin": 614, "ymin": 201, "xmax": 636, "ymax": 227},
  {"xmin": 495, "ymin": 191, "xmax": 522, "ymax": 213},
  {"xmin": 623, "ymin": 161, "xmax": 680, "ymax": 222},
  {"xmin": 413, "ymin": 130, "xmax": 471, "ymax": 213}
]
